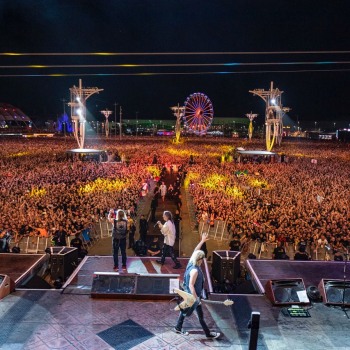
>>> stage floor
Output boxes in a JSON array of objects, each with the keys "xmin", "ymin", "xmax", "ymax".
[
  {"xmin": 1, "ymin": 289, "xmax": 349, "ymax": 349},
  {"xmin": 63, "ymin": 256, "xmax": 191, "ymax": 294}
]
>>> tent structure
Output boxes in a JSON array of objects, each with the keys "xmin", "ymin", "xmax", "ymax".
[{"xmin": 0, "ymin": 103, "xmax": 32, "ymax": 127}]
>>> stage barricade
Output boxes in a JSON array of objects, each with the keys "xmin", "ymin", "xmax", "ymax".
[{"xmin": 37, "ymin": 237, "xmax": 49, "ymax": 253}]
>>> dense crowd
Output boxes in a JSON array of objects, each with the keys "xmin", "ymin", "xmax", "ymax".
[
  {"xmin": 1, "ymin": 136, "xmax": 350, "ymax": 259},
  {"xmin": 185, "ymin": 140, "xmax": 350, "ymax": 257}
]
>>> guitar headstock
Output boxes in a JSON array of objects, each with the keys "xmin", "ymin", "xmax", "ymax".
[{"xmin": 223, "ymin": 299, "xmax": 234, "ymax": 306}]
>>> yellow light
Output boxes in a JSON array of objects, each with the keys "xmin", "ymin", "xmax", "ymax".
[
  {"xmin": 79, "ymin": 178, "xmax": 129, "ymax": 194},
  {"xmin": 4, "ymin": 52, "xmax": 22, "ymax": 56},
  {"xmin": 29, "ymin": 65, "xmax": 47, "ymax": 68},
  {"xmin": 225, "ymin": 186, "xmax": 244, "ymax": 198},
  {"xmin": 201, "ymin": 173, "xmax": 228, "ymax": 190},
  {"xmin": 7, "ymin": 152, "xmax": 29, "ymax": 158},
  {"xmin": 249, "ymin": 178, "xmax": 270, "ymax": 189},
  {"xmin": 146, "ymin": 165, "xmax": 161, "ymax": 177},
  {"xmin": 184, "ymin": 171, "xmax": 200, "ymax": 188},
  {"xmin": 29, "ymin": 187, "xmax": 47, "ymax": 197}
]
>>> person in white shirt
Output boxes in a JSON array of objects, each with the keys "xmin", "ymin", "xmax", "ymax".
[{"xmin": 156, "ymin": 211, "xmax": 181, "ymax": 269}]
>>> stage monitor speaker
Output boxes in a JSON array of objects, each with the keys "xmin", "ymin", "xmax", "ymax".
[
  {"xmin": 0, "ymin": 274, "xmax": 15, "ymax": 300},
  {"xmin": 212, "ymin": 250, "xmax": 240, "ymax": 285},
  {"xmin": 50, "ymin": 247, "xmax": 78, "ymax": 281},
  {"xmin": 318, "ymin": 279, "xmax": 350, "ymax": 306},
  {"xmin": 265, "ymin": 278, "xmax": 309, "ymax": 305},
  {"xmin": 91, "ymin": 272, "xmax": 180, "ymax": 299}
]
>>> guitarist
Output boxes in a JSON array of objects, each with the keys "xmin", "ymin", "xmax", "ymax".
[{"xmin": 174, "ymin": 232, "xmax": 221, "ymax": 339}]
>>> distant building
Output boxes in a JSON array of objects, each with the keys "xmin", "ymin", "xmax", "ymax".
[{"xmin": 0, "ymin": 103, "xmax": 32, "ymax": 130}]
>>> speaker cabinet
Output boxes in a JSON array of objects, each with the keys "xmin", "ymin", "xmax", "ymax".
[
  {"xmin": 91, "ymin": 272, "xmax": 180, "ymax": 299},
  {"xmin": 0, "ymin": 275, "xmax": 15, "ymax": 300},
  {"xmin": 318, "ymin": 279, "xmax": 350, "ymax": 306},
  {"xmin": 265, "ymin": 278, "xmax": 309, "ymax": 305},
  {"xmin": 50, "ymin": 247, "xmax": 78, "ymax": 281},
  {"xmin": 212, "ymin": 250, "xmax": 240, "ymax": 284}
]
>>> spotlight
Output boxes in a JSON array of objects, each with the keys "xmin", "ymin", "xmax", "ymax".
[{"xmin": 270, "ymin": 99, "xmax": 276, "ymax": 105}]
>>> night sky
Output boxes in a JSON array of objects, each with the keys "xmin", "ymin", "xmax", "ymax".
[{"xmin": 1, "ymin": 0, "xmax": 350, "ymax": 128}]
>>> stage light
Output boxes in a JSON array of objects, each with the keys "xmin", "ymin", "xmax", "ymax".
[
  {"xmin": 76, "ymin": 97, "xmax": 80, "ymax": 102},
  {"xmin": 270, "ymin": 98, "xmax": 276, "ymax": 105},
  {"xmin": 77, "ymin": 108, "xmax": 82, "ymax": 116}
]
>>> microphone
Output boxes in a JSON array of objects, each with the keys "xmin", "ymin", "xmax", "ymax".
[{"xmin": 154, "ymin": 221, "xmax": 161, "ymax": 228}]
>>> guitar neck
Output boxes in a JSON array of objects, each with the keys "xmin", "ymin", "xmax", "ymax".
[{"xmin": 202, "ymin": 299, "xmax": 229, "ymax": 305}]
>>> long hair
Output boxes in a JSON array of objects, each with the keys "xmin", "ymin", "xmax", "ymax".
[
  {"xmin": 116, "ymin": 209, "xmax": 127, "ymax": 221},
  {"xmin": 163, "ymin": 210, "xmax": 173, "ymax": 222},
  {"xmin": 189, "ymin": 250, "xmax": 205, "ymax": 266}
]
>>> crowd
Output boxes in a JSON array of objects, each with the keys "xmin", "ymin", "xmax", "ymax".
[
  {"xmin": 0, "ymin": 138, "xmax": 160, "ymax": 250},
  {"xmin": 1, "ymin": 136, "xmax": 350, "ymax": 260},
  {"xmin": 185, "ymin": 140, "xmax": 350, "ymax": 258}
]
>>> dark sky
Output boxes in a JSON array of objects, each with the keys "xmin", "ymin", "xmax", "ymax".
[{"xmin": 1, "ymin": 0, "xmax": 350, "ymax": 128}]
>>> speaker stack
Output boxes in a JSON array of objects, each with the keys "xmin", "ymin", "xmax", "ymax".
[
  {"xmin": 318, "ymin": 279, "xmax": 350, "ymax": 306},
  {"xmin": 212, "ymin": 250, "xmax": 241, "ymax": 285},
  {"xmin": 50, "ymin": 247, "xmax": 78, "ymax": 281},
  {"xmin": 265, "ymin": 278, "xmax": 309, "ymax": 305}
]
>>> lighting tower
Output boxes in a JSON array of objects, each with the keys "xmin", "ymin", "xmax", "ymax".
[
  {"xmin": 68, "ymin": 79, "xmax": 104, "ymax": 149},
  {"xmin": 249, "ymin": 81, "xmax": 290, "ymax": 151},
  {"xmin": 100, "ymin": 109, "xmax": 112, "ymax": 137},
  {"xmin": 170, "ymin": 103, "xmax": 185, "ymax": 143},
  {"xmin": 245, "ymin": 112, "xmax": 258, "ymax": 141}
]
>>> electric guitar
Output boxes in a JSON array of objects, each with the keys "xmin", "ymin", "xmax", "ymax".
[{"xmin": 173, "ymin": 288, "xmax": 234, "ymax": 316}]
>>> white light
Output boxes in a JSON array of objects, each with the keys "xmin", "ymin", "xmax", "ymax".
[
  {"xmin": 271, "ymin": 99, "xmax": 276, "ymax": 105},
  {"xmin": 76, "ymin": 97, "xmax": 81, "ymax": 102},
  {"xmin": 77, "ymin": 108, "xmax": 82, "ymax": 116}
]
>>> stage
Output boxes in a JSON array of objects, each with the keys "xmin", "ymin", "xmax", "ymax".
[
  {"xmin": 1, "ymin": 255, "xmax": 350, "ymax": 349},
  {"xmin": 62, "ymin": 256, "xmax": 193, "ymax": 296}
]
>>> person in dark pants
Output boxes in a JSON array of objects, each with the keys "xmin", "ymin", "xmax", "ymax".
[
  {"xmin": 150, "ymin": 187, "xmax": 159, "ymax": 222},
  {"xmin": 108, "ymin": 209, "xmax": 128, "ymax": 272},
  {"xmin": 139, "ymin": 214, "xmax": 148, "ymax": 242},
  {"xmin": 173, "ymin": 209, "xmax": 182, "ymax": 239},
  {"xmin": 174, "ymin": 232, "xmax": 220, "ymax": 339},
  {"xmin": 127, "ymin": 216, "xmax": 136, "ymax": 249},
  {"xmin": 155, "ymin": 211, "xmax": 181, "ymax": 269}
]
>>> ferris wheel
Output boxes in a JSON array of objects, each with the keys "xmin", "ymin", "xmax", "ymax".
[{"xmin": 183, "ymin": 92, "xmax": 214, "ymax": 135}]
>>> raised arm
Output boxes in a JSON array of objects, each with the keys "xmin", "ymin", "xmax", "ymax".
[
  {"xmin": 194, "ymin": 232, "xmax": 210, "ymax": 252},
  {"xmin": 107, "ymin": 209, "xmax": 115, "ymax": 224}
]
